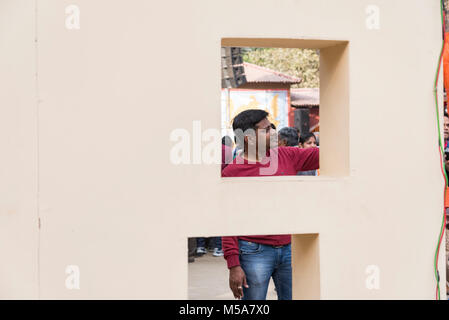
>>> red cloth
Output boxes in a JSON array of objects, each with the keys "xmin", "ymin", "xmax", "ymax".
[
  {"xmin": 221, "ymin": 147, "xmax": 319, "ymax": 269},
  {"xmin": 222, "ymin": 147, "xmax": 319, "ymax": 177}
]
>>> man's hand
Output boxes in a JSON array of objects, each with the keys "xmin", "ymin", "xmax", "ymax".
[{"xmin": 229, "ymin": 266, "xmax": 249, "ymax": 299}]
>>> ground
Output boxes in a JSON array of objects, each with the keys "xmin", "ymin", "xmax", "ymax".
[{"xmin": 188, "ymin": 251, "xmax": 277, "ymax": 300}]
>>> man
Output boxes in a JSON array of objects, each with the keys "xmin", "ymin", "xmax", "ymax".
[
  {"xmin": 221, "ymin": 109, "xmax": 319, "ymax": 300},
  {"xmin": 278, "ymin": 127, "xmax": 300, "ymax": 147}
]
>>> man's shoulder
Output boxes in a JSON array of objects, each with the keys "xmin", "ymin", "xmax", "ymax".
[
  {"xmin": 222, "ymin": 160, "xmax": 241, "ymax": 177},
  {"xmin": 222, "ymin": 157, "xmax": 259, "ymax": 177}
]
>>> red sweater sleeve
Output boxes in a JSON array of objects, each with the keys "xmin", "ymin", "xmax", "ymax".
[
  {"xmin": 222, "ymin": 236, "xmax": 240, "ymax": 269},
  {"xmin": 284, "ymin": 147, "xmax": 319, "ymax": 172}
]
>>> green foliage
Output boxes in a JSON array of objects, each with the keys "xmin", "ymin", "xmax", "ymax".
[{"xmin": 242, "ymin": 48, "xmax": 319, "ymax": 88}]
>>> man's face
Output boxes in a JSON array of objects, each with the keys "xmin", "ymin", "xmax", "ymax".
[
  {"xmin": 444, "ymin": 116, "xmax": 449, "ymax": 140},
  {"xmin": 253, "ymin": 117, "xmax": 276, "ymax": 151},
  {"xmin": 302, "ymin": 136, "xmax": 317, "ymax": 149}
]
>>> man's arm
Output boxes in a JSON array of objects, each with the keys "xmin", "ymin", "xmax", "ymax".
[
  {"xmin": 222, "ymin": 236, "xmax": 240, "ymax": 268},
  {"xmin": 285, "ymin": 147, "xmax": 319, "ymax": 172},
  {"xmin": 222, "ymin": 236, "xmax": 248, "ymax": 299}
]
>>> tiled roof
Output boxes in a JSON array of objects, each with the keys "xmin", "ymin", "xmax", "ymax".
[
  {"xmin": 243, "ymin": 62, "xmax": 302, "ymax": 84},
  {"xmin": 290, "ymin": 88, "xmax": 319, "ymax": 107}
]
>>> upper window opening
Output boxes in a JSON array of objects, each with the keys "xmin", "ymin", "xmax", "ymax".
[{"xmin": 221, "ymin": 46, "xmax": 321, "ymax": 178}]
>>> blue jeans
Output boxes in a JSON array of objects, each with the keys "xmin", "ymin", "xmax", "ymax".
[
  {"xmin": 238, "ymin": 240, "xmax": 292, "ymax": 300},
  {"xmin": 197, "ymin": 237, "xmax": 222, "ymax": 250}
]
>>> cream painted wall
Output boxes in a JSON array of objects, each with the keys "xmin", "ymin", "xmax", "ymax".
[
  {"xmin": 0, "ymin": 0, "xmax": 446, "ymax": 299},
  {"xmin": 0, "ymin": 0, "xmax": 39, "ymax": 299}
]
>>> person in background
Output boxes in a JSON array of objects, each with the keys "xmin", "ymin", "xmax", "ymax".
[
  {"xmin": 222, "ymin": 136, "xmax": 234, "ymax": 149},
  {"xmin": 212, "ymin": 238, "xmax": 224, "ymax": 257},
  {"xmin": 297, "ymin": 132, "xmax": 319, "ymax": 176},
  {"xmin": 443, "ymin": 113, "xmax": 449, "ymax": 297},
  {"xmin": 222, "ymin": 109, "xmax": 319, "ymax": 300},
  {"xmin": 299, "ymin": 132, "xmax": 317, "ymax": 149},
  {"xmin": 222, "ymin": 136, "xmax": 234, "ymax": 171},
  {"xmin": 188, "ymin": 237, "xmax": 196, "ymax": 263},
  {"xmin": 278, "ymin": 127, "xmax": 299, "ymax": 147},
  {"xmin": 232, "ymin": 136, "xmax": 241, "ymax": 160},
  {"xmin": 196, "ymin": 237, "xmax": 223, "ymax": 257},
  {"xmin": 195, "ymin": 238, "xmax": 207, "ymax": 256}
]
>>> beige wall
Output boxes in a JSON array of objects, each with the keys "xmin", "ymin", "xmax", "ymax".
[
  {"xmin": 0, "ymin": 0, "xmax": 39, "ymax": 299},
  {"xmin": 0, "ymin": 0, "xmax": 446, "ymax": 299}
]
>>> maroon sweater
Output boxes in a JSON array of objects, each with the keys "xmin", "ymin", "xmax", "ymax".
[{"xmin": 221, "ymin": 146, "xmax": 319, "ymax": 269}]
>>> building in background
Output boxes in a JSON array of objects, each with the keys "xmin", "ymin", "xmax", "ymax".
[
  {"xmin": 222, "ymin": 62, "xmax": 320, "ymax": 139},
  {"xmin": 222, "ymin": 62, "xmax": 302, "ymax": 138},
  {"xmin": 290, "ymin": 88, "xmax": 320, "ymax": 135}
]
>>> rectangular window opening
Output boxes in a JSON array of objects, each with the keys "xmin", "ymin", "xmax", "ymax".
[
  {"xmin": 187, "ymin": 233, "xmax": 320, "ymax": 300},
  {"xmin": 220, "ymin": 39, "xmax": 349, "ymax": 179}
]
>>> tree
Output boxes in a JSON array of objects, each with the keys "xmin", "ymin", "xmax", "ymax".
[{"xmin": 242, "ymin": 48, "xmax": 319, "ymax": 88}]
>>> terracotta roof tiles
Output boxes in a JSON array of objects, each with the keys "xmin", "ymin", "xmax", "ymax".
[
  {"xmin": 242, "ymin": 62, "xmax": 302, "ymax": 84},
  {"xmin": 290, "ymin": 88, "xmax": 319, "ymax": 107}
]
